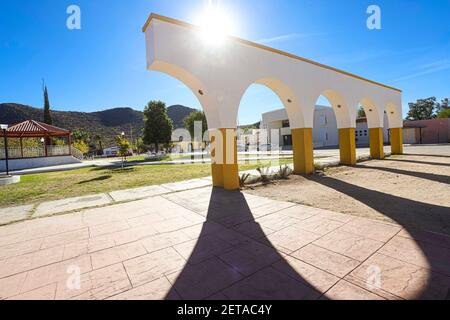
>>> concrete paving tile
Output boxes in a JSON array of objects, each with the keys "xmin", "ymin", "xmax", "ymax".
[
  {"xmin": 378, "ymin": 235, "xmax": 450, "ymax": 276},
  {"xmin": 108, "ymin": 277, "xmax": 180, "ymax": 300},
  {"xmin": 91, "ymin": 241, "xmax": 147, "ymax": 270},
  {"xmin": 55, "ymin": 263, "xmax": 131, "ymax": 300},
  {"xmin": 173, "ymin": 235, "xmax": 233, "ymax": 264},
  {"xmin": 339, "ymin": 218, "xmax": 401, "ymax": 242},
  {"xmin": 273, "ymin": 205, "xmax": 319, "ymax": 221},
  {"xmin": 323, "ymin": 280, "xmax": 384, "ymax": 300},
  {"xmin": 313, "ymin": 230, "xmax": 384, "ymax": 261},
  {"xmin": 0, "ymin": 205, "xmax": 34, "ymax": 225},
  {"xmin": 34, "ymin": 194, "xmax": 112, "ymax": 217},
  {"xmin": 293, "ymin": 216, "xmax": 344, "ymax": 236},
  {"xmin": 40, "ymin": 228, "xmax": 89, "ymax": 249},
  {"xmin": 250, "ymin": 201, "xmax": 296, "ymax": 217},
  {"xmin": 123, "ymin": 247, "xmax": 186, "ymax": 287},
  {"xmin": 108, "ymin": 185, "xmax": 170, "ymax": 202},
  {"xmin": 8, "ymin": 283, "xmax": 57, "ymax": 300},
  {"xmin": 0, "ymin": 245, "xmax": 65, "ymax": 278},
  {"xmin": 219, "ymin": 240, "xmax": 281, "ymax": 276},
  {"xmin": 0, "ymin": 238, "xmax": 43, "ymax": 260},
  {"xmin": 113, "ymin": 225, "xmax": 159, "ymax": 246},
  {"xmin": 167, "ymin": 257, "xmax": 243, "ymax": 300},
  {"xmin": 264, "ymin": 226, "xmax": 321, "ymax": 254},
  {"xmin": 256, "ymin": 213, "xmax": 303, "ymax": 231},
  {"xmin": 63, "ymin": 235, "xmax": 115, "ymax": 260},
  {"xmin": 345, "ymin": 253, "xmax": 450, "ymax": 300},
  {"xmin": 398, "ymin": 228, "xmax": 450, "ymax": 249},
  {"xmin": 161, "ymin": 178, "xmax": 211, "ymax": 192},
  {"xmin": 89, "ymin": 220, "xmax": 130, "ymax": 238},
  {"xmin": 0, "ymin": 272, "xmax": 27, "ymax": 299},
  {"xmin": 292, "ymin": 244, "xmax": 360, "ymax": 278},
  {"xmin": 223, "ymin": 267, "xmax": 321, "ymax": 300},
  {"xmin": 315, "ymin": 210, "xmax": 355, "ymax": 223},
  {"xmin": 272, "ymin": 255, "xmax": 340, "ymax": 293},
  {"xmin": 232, "ymin": 221, "xmax": 275, "ymax": 240},
  {"xmin": 141, "ymin": 231, "xmax": 192, "ymax": 254},
  {"xmin": 21, "ymin": 254, "xmax": 92, "ymax": 293}
]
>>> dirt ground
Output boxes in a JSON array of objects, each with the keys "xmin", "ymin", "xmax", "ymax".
[{"xmin": 246, "ymin": 152, "xmax": 450, "ymax": 235}]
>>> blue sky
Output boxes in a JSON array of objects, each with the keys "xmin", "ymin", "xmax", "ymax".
[{"xmin": 1, "ymin": 0, "xmax": 449, "ymax": 124}]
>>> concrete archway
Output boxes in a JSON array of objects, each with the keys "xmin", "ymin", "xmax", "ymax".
[{"xmin": 143, "ymin": 13, "xmax": 403, "ymax": 190}]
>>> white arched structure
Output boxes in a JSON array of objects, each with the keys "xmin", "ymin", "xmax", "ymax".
[{"xmin": 143, "ymin": 14, "xmax": 403, "ymax": 189}]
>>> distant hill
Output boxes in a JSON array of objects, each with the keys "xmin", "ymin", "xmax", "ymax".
[
  {"xmin": 0, "ymin": 103, "xmax": 196, "ymax": 148},
  {"xmin": 167, "ymin": 105, "xmax": 197, "ymax": 129}
]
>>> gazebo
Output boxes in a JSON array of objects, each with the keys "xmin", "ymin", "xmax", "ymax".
[{"xmin": 0, "ymin": 120, "xmax": 73, "ymax": 159}]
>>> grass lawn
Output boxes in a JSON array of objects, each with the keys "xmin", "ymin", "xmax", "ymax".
[{"xmin": 0, "ymin": 159, "xmax": 293, "ymax": 208}]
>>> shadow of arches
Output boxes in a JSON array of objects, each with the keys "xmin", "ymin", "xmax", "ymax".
[
  {"xmin": 356, "ymin": 163, "xmax": 450, "ymax": 185},
  {"xmin": 382, "ymin": 157, "xmax": 450, "ymax": 168},
  {"xmin": 165, "ymin": 188, "xmax": 325, "ymax": 300},
  {"xmin": 403, "ymin": 153, "xmax": 450, "ymax": 159},
  {"xmin": 304, "ymin": 174, "xmax": 450, "ymax": 299}
]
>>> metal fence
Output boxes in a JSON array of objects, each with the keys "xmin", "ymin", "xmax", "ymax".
[{"xmin": 0, "ymin": 145, "xmax": 72, "ymax": 159}]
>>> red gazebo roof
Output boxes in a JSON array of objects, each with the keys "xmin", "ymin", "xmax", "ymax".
[{"xmin": 0, "ymin": 120, "xmax": 71, "ymax": 138}]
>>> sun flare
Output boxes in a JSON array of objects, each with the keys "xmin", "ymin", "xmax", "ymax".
[{"xmin": 195, "ymin": 3, "xmax": 235, "ymax": 46}]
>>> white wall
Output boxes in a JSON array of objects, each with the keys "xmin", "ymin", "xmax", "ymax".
[
  {"xmin": 144, "ymin": 14, "xmax": 403, "ymax": 131},
  {"xmin": 0, "ymin": 156, "xmax": 81, "ymax": 172}
]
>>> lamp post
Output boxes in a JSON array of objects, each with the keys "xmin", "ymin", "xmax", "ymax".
[{"xmin": 1, "ymin": 124, "xmax": 9, "ymax": 176}]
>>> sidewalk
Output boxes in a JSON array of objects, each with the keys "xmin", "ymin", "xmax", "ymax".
[{"xmin": 0, "ymin": 146, "xmax": 392, "ymax": 226}]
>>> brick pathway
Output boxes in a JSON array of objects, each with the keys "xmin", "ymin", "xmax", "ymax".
[{"xmin": 1, "ymin": 186, "xmax": 450, "ymax": 300}]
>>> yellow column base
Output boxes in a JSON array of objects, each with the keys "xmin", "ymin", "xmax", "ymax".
[
  {"xmin": 221, "ymin": 128, "xmax": 240, "ymax": 190},
  {"xmin": 339, "ymin": 128, "xmax": 356, "ymax": 165},
  {"xmin": 211, "ymin": 163, "xmax": 224, "ymax": 187},
  {"xmin": 292, "ymin": 128, "xmax": 314, "ymax": 174},
  {"xmin": 390, "ymin": 128, "xmax": 404, "ymax": 155},
  {"xmin": 210, "ymin": 129, "xmax": 224, "ymax": 187},
  {"xmin": 369, "ymin": 128, "xmax": 384, "ymax": 159}
]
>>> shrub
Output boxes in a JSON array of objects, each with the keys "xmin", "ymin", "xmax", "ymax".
[
  {"xmin": 239, "ymin": 173, "xmax": 251, "ymax": 188},
  {"xmin": 256, "ymin": 166, "xmax": 272, "ymax": 183},
  {"xmin": 277, "ymin": 165, "xmax": 293, "ymax": 179}
]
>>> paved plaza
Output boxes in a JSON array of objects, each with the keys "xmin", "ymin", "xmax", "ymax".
[
  {"xmin": 0, "ymin": 144, "xmax": 449, "ymax": 300},
  {"xmin": 1, "ymin": 184, "xmax": 450, "ymax": 300}
]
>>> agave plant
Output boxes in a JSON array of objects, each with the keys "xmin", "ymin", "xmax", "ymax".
[
  {"xmin": 239, "ymin": 173, "xmax": 251, "ymax": 188},
  {"xmin": 256, "ymin": 166, "xmax": 272, "ymax": 183},
  {"xmin": 277, "ymin": 165, "xmax": 293, "ymax": 180}
]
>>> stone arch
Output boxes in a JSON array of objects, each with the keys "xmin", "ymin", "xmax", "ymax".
[
  {"xmin": 359, "ymin": 97, "xmax": 384, "ymax": 129},
  {"xmin": 318, "ymin": 89, "xmax": 353, "ymax": 129},
  {"xmin": 150, "ymin": 60, "xmax": 220, "ymax": 129}
]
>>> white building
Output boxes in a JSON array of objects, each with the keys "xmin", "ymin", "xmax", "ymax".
[{"xmin": 260, "ymin": 106, "xmax": 390, "ymax": 149}]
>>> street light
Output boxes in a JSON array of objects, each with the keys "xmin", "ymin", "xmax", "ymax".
[{"xmin": 1, "ymin": 124, "xmax": 9, "ymax": 176}]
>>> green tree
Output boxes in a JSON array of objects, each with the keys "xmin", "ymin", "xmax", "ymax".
[
  {"xmin": 436, "ymin": 98, "xmax": 449, "ymax": 117},
  {"xmin": 73, "ymin": 140, "xmax": 89, "ymax": 154},
  {"xmin": 72, "ymin": 130, "xmax": 91, "ymax": 143},
  {"xmin": 142, "ymin": 101, "xmax": 173, "ymax": 153},
  {"xmin": 115, "ymin": 135, "xmax": 131, "ymax": 170},
  {"xmin": 94, "ymin": 135, "xmax": 103, "ymax": 152},
  {"xmin": 357, "ymin": 107, "xmax": 366, "ymax": 118},
  {"xmin": 406, "ymin": 97, "xmax": 436, "ymax": 120},
  {"xmin": 43, "ymin": 85, "xmax": 53, "ymax": 125},
  {"xmin": 183, "ymin": 110, "xmax": 208, "ymax": 138},
  {"xmin": 437, "ymin": 108, "xmax": 450, "ymax": 119}
]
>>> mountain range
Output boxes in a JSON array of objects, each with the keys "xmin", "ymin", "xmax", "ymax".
[{"xmin": 0, "ymin": 103, "xmax": 196, "ymax": 147}]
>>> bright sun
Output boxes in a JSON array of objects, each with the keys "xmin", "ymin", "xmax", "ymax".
[{"xmin": 195, "ymin": 3, "xmax": 235, "ymax": 46}]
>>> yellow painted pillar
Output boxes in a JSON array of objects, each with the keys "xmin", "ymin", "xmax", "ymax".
[
  {"xmin": 369, "ymin": 128, "xmax": 384, "ymax": 159},
  {"xmin": 210, "ymin": 129, "xmax": 224, "ymax": 187},
  {"xmin": 292, "ymin": 128, "xmax": 314, "ymax": 174},
  {"xmin": 390, "ymin": 128, "xmax": 404, "ymax": 155},
  {"xmin": 339, "ymin": 128, "xmax": 356, "ymax": 165},
  {"xmin": 221, "ymin": 128, "xmax": 240, "ymax": 190}
]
